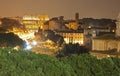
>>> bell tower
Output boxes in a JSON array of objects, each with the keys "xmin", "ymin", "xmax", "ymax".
[
  {"xmin": 116, "ymin": 13, "xmax": 120, "ymax": 37},
  {"xmin": 75, "ymin": 13, "xmax": 79, "ymax": 20}
]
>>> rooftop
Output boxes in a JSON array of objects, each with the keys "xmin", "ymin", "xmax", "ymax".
[
  {"xmin": 55, "ymin": 29, "xmax": 84, "ymax": 33},
  {"xmin": 93, "ymin": 34, "xmax": 120, "ymax": 40}
]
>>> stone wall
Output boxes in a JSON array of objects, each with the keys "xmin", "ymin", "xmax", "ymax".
[{"xmin": 92, "ymin": 39, "xmax": 120, "ymax": 52}]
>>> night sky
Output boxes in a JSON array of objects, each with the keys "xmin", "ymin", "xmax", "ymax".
[{"xmin": 0, "ymin": 0, "xmax": 120, "ymax": 19}]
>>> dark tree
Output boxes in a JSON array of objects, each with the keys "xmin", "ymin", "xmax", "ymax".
[
  {"xmin": 0, "ymin": 27, "xmax": 8, "ymax": 33},
  {"xmin": 56, "ymin": 43, "xmax": 89, "ymax": 57},
  {"xmin": 54, "ymin": 34, "xmax": 64, "ymax": 46},
  {"xmin": 0, "ymin": 18, "xmax": 26, "ymax": 31},
  {"xmin": 42, "ymin": 30, "xmax": 64, "ymax": 46},
  {"xmin": 0, "ymin": 32, "xmax": 26, "ymax": 48},
  {"xmin": 44, "ymin": 30, "xmax": 55, "ymax": 39}
]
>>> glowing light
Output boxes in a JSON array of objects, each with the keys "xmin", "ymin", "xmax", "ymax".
[
  {"xmin": 32, "ymin": 41, "xmax": 37, "ymax": 45},
  {"xmin": 23, "ymin": 15, "xmax": 49, "ymax": 21},
  {"xmin": 107, "ymin": 55, "xmax": 110, "ymax": 57},
  {"xmin": 64, "ymin": 38, "xmax": 83, "ymax": 44},
  {"xmin": 17, "ymin": 32, "xmax": 35, "ymax": 41},
  {"xmin": 26, "ymin": 45, "xmax": 32, "ymax": 50},
  {"xmin": 0, "ymin": 21, "xmax": 2, "ymax": 25},
  {"xmin": 23, "ymin": 17, "xmax": 40, "ymax": 20},
  {"xmin": 8, "ymin": 51, "xmax": 11, "ymax": 54},
  {"xmin": 13, "ymin": 46, "xmax": 19, "ymax": 50}
]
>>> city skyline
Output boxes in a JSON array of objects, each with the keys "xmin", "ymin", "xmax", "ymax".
[{"xmin": 0, "ymin": 0, "xmax": 120, "ymax": 19}]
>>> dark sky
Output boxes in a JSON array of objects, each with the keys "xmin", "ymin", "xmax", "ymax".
[{"xmin": 0, "ymin": 0, "xmax": 120, "ymax": 19}]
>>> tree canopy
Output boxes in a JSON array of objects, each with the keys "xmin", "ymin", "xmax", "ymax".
[
  {"xmin": 56, "ymin": 43, "xmax": 89, "ymax": 57},
  {"xmin": 0, "ymin": 48, "xmax": 120, "ymax": 76},
  {"xmin": 0, "ymin": 48, "xmax": 74, "ymax": 76},
  {"xmin": 37, "ymin": 30, "xmax": 64, "ymax": 46},
  {"xmin": 0, "ymin": 32, "xmax": 26, "ymax": 48}
]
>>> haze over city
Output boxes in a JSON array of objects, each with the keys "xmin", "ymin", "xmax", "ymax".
[
  {"xmin": 0, "ymin": 0, "xmax": 120, "ymax": 19},
  {"xmin": 0, "ymin": 0, "xmax": 120, "ymax": 75}
]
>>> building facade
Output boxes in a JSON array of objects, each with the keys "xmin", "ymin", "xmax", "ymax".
[
  {"xmin": 22, "ymin": 14, "xmax": 49, "ymax": 32},
  {"xmin": 92, "ymin": 39, "xmax": 120, "ymax": 52},
  {"xmin": 55, "ymin": 30, "xmax": 84, "ymax": 45},
  {"xmin": 65, "ymin": 21, "xmax": 78, "ymax": 30},
  {"xmin": 92, "ymin": 14, "xmax": 120, "ymax": 52},
  {"xmin": 116, "ymin": 13, "xmax": 120, "ymax": 37}
]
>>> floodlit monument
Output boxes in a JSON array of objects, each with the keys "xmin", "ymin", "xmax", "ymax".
[{"xmin": 22, "ymin": 14, "xmax": 49, "ymax": 32}]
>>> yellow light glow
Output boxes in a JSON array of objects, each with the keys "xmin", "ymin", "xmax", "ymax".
[
  {"xmin": 64, "ymin": 38, "xmax": 83, "ymax": 45},
  {"xmin": 23, "ymin": 17, "xmax": 40, "ymax": 20},
  {"xmin": 0, "ymin": 21, "xmax": 2, "ymax": 25}
]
